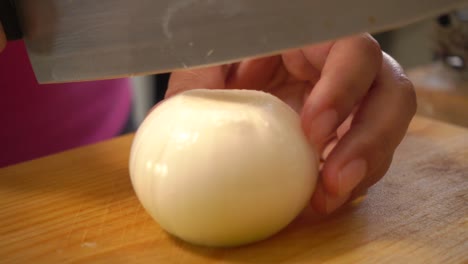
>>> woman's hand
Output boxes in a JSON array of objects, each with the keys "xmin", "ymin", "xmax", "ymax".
[{"xmin": 166, "ymin": 33, "xmax": 417, "ymax": 214}]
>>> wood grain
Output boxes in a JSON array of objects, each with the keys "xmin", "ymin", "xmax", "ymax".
[{"xmin": 0, "ymin": 116, "xmax": 467, "ymax": 263}]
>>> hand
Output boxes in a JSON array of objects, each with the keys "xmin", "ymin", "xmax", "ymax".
[
  {"xmin": 0, "ymin": 23, "xmax": 6, "ymax": 52},
  {"xmin": 165, "ymin": 33, "xmax": 417, "ymax": 214}
]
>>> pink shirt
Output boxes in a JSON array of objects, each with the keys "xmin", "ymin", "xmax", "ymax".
[{"xmin": 0, "ymin": 41, "xmax": 132, "ymax": 167}]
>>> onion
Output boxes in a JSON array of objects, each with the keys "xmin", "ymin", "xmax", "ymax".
[{"xmin": 129, "ymin": 89, "xmax": 318, "ymax": 247}]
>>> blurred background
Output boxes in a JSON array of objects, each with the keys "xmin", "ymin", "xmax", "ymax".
[{"xmin": 128, "ymin": 9, "xmax": 468, "ymax": 131}]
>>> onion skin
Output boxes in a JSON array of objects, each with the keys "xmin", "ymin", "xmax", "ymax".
[{"xmin": 129, "ymin": 89, "xmax": 318, "ymax": 247}]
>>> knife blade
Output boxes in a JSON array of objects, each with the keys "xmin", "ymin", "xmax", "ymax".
[{"xmin": 4, "ymin": 0, "xmax": 468, "ymax": 83}]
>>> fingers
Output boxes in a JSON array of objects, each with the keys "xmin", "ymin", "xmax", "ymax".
[
  {"xmin": 301, "ymin": 34, "xmax": 383, "ymax": 151},
  {"xmin": 280, "ymin": 40, "xmax": 334, "ymax": 91},
  {"xmin": 165, "ymin": 65, "xmax": 231, "ymax": 98},
  {"xmin": 167, "ymin": 55, "xmax": 287, "ymax": 100},
  {"xmin": 0, "ymin": 23, "xmax": 6, "ymax": 52},
  {"xmin": 320, "ymin": 53, "xmax": 416, "ymax": 201},
  {"xmin": 311, "ymin": 181, "xmax": 351, "ymax": 215},
  {"xmin": 281, "ymin": 49, "xmax": 320, "ymax": 82},
  {"xmin": 350, "ymin": 154, "xmax": 392, "ymax": 200},
  {"xmin": 226, "ymin": 56, "xmax": 285, "ymax": 91}
]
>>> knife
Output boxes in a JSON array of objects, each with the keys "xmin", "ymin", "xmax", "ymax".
[{"xmin": 1, "ymin": 0, "xmax": 467, "ymax": 84}]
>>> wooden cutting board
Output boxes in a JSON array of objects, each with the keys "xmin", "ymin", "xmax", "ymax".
[
  {"xmin": 408, "ymin": 62, "xmax": 468, "ymax": 128},
  {"xmin": 0, "ymin": 116, "xmax": 467, "ymax": 263}
]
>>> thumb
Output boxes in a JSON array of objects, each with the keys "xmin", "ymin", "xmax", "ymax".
[{"xmin": 0, "ymin": 23, "xmax": 6, "ymax": 52}]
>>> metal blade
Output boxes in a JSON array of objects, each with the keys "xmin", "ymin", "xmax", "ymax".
[{"xmin": 15, "ymin": 0, "xmax": 468, "ymax": 83}]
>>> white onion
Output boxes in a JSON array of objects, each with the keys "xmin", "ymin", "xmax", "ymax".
[{"xmin": 129, "ymin": 89, "xmax": 318, "ymax": 247}]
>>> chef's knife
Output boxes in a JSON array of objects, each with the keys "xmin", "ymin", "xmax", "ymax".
[{"xmin": 1, "ymin": 0, "xmax": 467, "ymax": 84}]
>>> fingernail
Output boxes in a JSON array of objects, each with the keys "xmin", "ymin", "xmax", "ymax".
[
  {"xmin": 325, "ymin": 191, "xmax": 351, "ymax": 214},
  {"xmin": 350, "ymin": 193, "xmax": 368, "ymax": 206},
  {"xmin": 338, "ymin": 159, "xmax": 367, "ymax": 196},
  {"xmin": 312, "ymin": 183, "xmax": 350, "ymax": 214},
  {"xmin": 309, "ymin": 109, "xmax": 338, "ymax": 146}
]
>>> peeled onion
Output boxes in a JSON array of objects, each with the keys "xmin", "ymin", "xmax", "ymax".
[{"xmin": 129, "ymin": 89, "xmax": 318, "ymax": 247}]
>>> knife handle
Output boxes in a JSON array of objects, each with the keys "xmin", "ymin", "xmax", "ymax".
[{"xmin": 0, "ymin": 0, "xmax": 23, "ymax": 40}]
